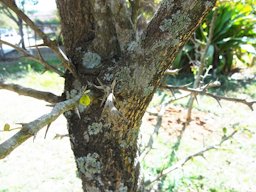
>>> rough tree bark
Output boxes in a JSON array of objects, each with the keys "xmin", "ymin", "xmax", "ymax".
[{"xmin": 55, "ymin": 0, "xmax": 216, "ymax": 191}]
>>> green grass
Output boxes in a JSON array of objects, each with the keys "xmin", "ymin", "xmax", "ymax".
[
  {"xmin": 0, "ymin": 53, "xmax": 64, "ymax": 93},
  {"xmin": 7, "ymin": 71, "xmax": 64, "ymax": 93},
  {"xmin": 0, "ymin": 53, "xmax": 63, "ymax": 79}
]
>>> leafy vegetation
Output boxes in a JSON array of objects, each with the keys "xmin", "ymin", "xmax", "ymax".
[{"xmin": 173, "ymin": 0, "xmax": 256, "ymax": 74}]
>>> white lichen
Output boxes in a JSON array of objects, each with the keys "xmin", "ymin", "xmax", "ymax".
[
  {"xmin": 159, "ymin": 18, "xmax": 173, "ymax": 32},
  {"xmin": 83, "ymin": 131, "xmax": 90, "ymax": 143},
  {"xmin": 118, "ymin": 183, "xmax": 128, "ymax": 192},
  {"xmin": 161, "ymin": 0, "xmax": 174, "ymax": 11},
  {"xmin": 205, "ymin": 1, "xmax": 213, "ymax": 9},
  {"xmin": 159, "ymin": 10, "xmax": 191, "ymax": 37},
  {"xmin": 143, "ymin": 86, "xmax": 154, "ymax": 96},
  {"xmin": 103, "ymin": 73, "xmax": 114, "ymax": 81},
  {"xmin": 66, "ymin": 89, "xmax": 79, "ymax": 99},
  {"xmin": 127, "ymin": 41, "xmax": 140, "ymax": 52},
  {"xmin": 76, "ymin": 153, "xmax": 101, "ymax": 179},
  {"xmin": 76, "ymin": 47, "xmax": 82, "ymax": 51},
  {"xmin": 73, "ymin": 80, "xmax": 82, "ymax": 90},
  {"xmin": 82, "ymin": 52, "xmax": 102, "ymax": 69},
  {"xmin": 70, "ymin": 89, "xmax": 78, "ymax": 97},
  {"xmin": 78, "ymin": 104, "xmax": 86, "ymax": 113},
  {"xmin": 64, "ymin": 111, "xmax": 72, "ymax": 117},
  {"xmin": 88, "ymin": 122, "xmax": 103, "ymax": 135}
]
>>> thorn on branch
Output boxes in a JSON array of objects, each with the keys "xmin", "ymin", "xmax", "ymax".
[
  {"xmin": 44, "ymin": 123, "xmax": 52, "ymax": 139},
  {"xmin": 163, "ymin": 85, "xmax": 256, "ymax": 111},
  {"xmin": 146, "ymin": 130, "xmax": 238, "ymax": 186},
  {"xmin": 0, "ymin": 93, "xmax": 82, "ymax": 159}
]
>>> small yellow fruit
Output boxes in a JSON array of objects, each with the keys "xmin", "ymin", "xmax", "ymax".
[
  {"xmin": 79, "ymin": 94, "xmax": 91, "ymax": 106},
  {"xmin": 3, "ymin": 123, "xmax": 10, "ymax": 131}
]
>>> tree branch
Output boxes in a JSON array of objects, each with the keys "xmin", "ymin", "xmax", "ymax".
[
  {"xmin": 129, "ymin": 0, "xmax": 140, "ymax": 24},
  {"xmin": 164, "ymin": 85, "xmax": 256, "ymax": 110},
  {"xmin": 142, "ymin": 0, "xmax": 216, "ymax": 56},
  {"xmin": 0, "ymin": 81, "xmax": 63, "ymax": 103},
  {"xmin": 146, "ymin": 130, "xmax": 238, "ymax": 185},
  {"xmin": 187, "ymin": 9, "xmax": 218, "ymax": 122},
  {"xmin": 0, "ymin": 0, "xmax": 79, "ymax": 79},
  {"xmin": 0, "ymin": 93, "xmax": 82, "ymax": 159},
  {"xmin": 89, "ymin": 0, "xmax": 121, "ymax": 58},
  {"xmin": 0, "ymin": 4, "xmax": 18, "ymax": 23},
  {"xmin": 0, "ymin": 39, "xmax": 64, "ymax": 76}
]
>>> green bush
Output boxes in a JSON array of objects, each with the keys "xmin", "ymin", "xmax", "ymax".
[{"xmin": 173, "ymin": 1, "xmax": 256, "ymax": 74}]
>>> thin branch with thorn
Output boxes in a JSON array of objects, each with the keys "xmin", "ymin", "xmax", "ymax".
[
  {"xmin": 163, "ymin": 85, "xmax": 256, "ymax": 111},
  {"xmin": 0, "ymin": 93, "xmax": 83, "ymax": 159},
  {"xmin": 146, "ymin": 130, "xmax": 238, "ymax": 186}
]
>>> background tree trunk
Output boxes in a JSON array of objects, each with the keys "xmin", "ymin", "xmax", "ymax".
[
  {"xmin": 18, "ymin": 17, "xmax": 25, "ymax": 49},
  {"xmin": 56, "ymin": 0, "xmax": 215, "ymax": 191}
]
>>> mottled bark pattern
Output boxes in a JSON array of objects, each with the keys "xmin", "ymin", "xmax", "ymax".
[{"xmin": 56, "ymin": 0, "xmax": 215, "ymax": 191}]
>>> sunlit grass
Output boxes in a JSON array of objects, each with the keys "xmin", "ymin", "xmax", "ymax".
[{"xmin": 7, "ymin": 70, "xmax": 64, "ymax": 94}]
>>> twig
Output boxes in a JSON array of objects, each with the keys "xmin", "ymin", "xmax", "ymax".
[
  {"xmin": 0, "ymin": 39, "xmax": 64, "ymax": 76},
  {"xmin": 146, "ymin": 130, "xmax": 238, "ymax": 185},
  {"xmin": 0, "ymin": 0, "xmax": 78, "ymax": 79},
  {"xmin": 164, "ymin": 85, "xmax": 256, "ymax": 111},
  {"xmin": 187, "ymin": 9, "xmax": 218, "ymax": 121},
  {"xmin": 0, "ymin": 93, "xmax": 82, "ymax": 159},
  {"xmin": 0, "ymin": 81, "xmax": 63, "ymax": 103}
]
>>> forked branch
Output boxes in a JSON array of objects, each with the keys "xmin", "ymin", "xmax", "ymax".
[
  {"xmin": 0, "ymin": 81, "xmax": 63, "ymax": 103},
  {"xmin": 147, "ymin": 130, "xmax": 237, "ymax": 185},
  {"xmin": 0, "ymin": 93, "xmax": 82, "ymax": 159}
]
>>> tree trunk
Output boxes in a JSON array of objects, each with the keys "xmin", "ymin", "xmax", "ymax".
[
  {"xmin": 18, "ymin": 17, "xmax": 25, "ymax": 49},
  {"xmin": 56, "ymin": 0, "xmax": 215, "ymax": 191}
]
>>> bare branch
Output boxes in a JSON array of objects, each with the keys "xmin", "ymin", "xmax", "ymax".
[
  {"xmin": 0, "ymin": 93, "xmax": 82, "ymax": 159},
  {"xmin": 164, "ymin": 85, "xmax": 256, "ymax": 110},
  {"xmin": 0, "ymin": 39, "xmax": 64, "ymax": 76},
  {"xmin": 147, "ymin": 130, "xmax": 238, "ymax": 185},
  {"xmin": 0, "ymin": 0, "xmax": 78, "ymax": 79},
  {"xmin": 187, "ymin": 9, "xmax": 218, "ymax": 122},
  {"xmin": 0, "ymin": 4, "xmax": 18, "ymax": 23},
  {"xmin": 0, "ymin": 81, "xmax": 63, "ymax": 103}
]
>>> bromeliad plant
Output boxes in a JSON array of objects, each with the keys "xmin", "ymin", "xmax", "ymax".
[{"xmin": 173, "ymin": 0, "xmax": 256, "ymax": 74}]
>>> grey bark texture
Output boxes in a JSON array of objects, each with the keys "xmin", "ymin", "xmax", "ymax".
[{"xmin": 56, "ymin": 0, "xmax": 216, "ymax": 191}]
